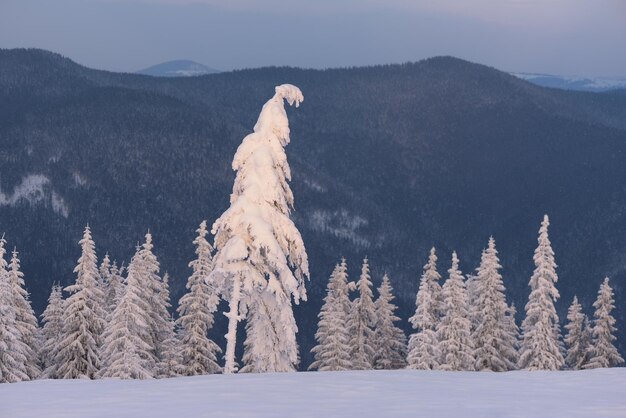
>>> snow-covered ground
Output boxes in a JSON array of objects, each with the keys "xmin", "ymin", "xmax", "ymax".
[{"xmin": 1, "ymin": 369, "xmax": 625, "ymax": 417}]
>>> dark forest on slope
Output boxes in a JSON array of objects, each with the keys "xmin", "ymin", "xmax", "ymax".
[{"xmin": 1, "ymin": 48, "xmax": 626, "ymax": 367}]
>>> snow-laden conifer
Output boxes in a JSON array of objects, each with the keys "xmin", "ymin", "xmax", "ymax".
[
  {"xmin": 99, "ymin": 256, "xmax": 154, "ymax": 379},
  {"xmin": 210, "ymin": 85, "xmax": 308, "ymax": 373},
  {"xmin": 584, "ymin": 278, "xmax": 624, "ymax": 369},
  {"xmin": 158, "ymin": 311, "xmax": 184, "ymax": 379},
  {"xmin": 99, "ymin": 254, "xmax": 111, "ymax": 292},
  {"xmin": 56, "ymin": 226, "xmax": 106, "ymax": 379},
  {"xmin": 472, "ymin": 237, "xmax": 516, "ymax": 371},
  {"xmin": 407, "ymin": 248, "xmax": 441, "ymax": 370},
  {"xmin": 564, "ymin": 296, "xmax": 591, "ymax": 369},
  {"xmin": 436, "ymin": 252, "xmax": 474, "ymax": 371},
  {"xmin": 177, "ymin": 221, "xmax": 221, "ymax": 375},
  {"xmin": 373, "ymin": 273, "xmax": 407, "ymax": 370},
  {"xmin": 504, "ymin": 303, "xmax": 520, "ymax": 367},
  {"xmin": 518, "ymin": 215, "xmax": 564, "ymax": 370},
  {"xmin": 309, "ymin": 259, "xmax": 352, "ymax": 371},
  {"xmin": 0, "ymin": 238, "xmax": 28, "ymax": 383},
  {"xmin": 40, "ymin": 284, "xmax": 64, "ymax": 378},
  {"xmin": 8, "ymin": 249, "xmax": 41, "ymax": 379},
  {"xmin": 136, "ymin": 233, "xmax": 170, "ymax": 370},
  {"xmin": 105, "ymin": 262, "xmax": 125, "ymax": 314},
  {"xmin": 346, "ymin": 257, "xmax": 377, "ymax": 370}
]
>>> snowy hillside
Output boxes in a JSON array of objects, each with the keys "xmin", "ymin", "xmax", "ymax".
[{"xmin": 2, "ymin": 369, "xmax": 625, "ymax": 417}]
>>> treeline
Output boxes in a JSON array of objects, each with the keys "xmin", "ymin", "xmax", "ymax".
[
  {"xmin": 310, "ymin": 215, "xmax": 624, "ymax": 372},
  {"xmin": 0, "ymin": 222, "xmax": 223, "ymax": 382}
]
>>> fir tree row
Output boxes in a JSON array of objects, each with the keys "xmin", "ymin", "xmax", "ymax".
[{"xmin": 310, "ymin": 215, "xmax": 624, "ymax": 372}]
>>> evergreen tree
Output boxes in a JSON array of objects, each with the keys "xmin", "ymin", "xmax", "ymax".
[
  {"xmin": 407, "ymin": 248, "xmax": 441, "ymax": 370},
  {"xmin": 584, "ymin": 278, "xmax": 624, "ymax": 369},
  {"xmin": 104, "ymin": 262, "xmax": 125, "ymax": 314},
  {"xmin": 472, "ymin": 237, "xmax": 517, "ymax": 371},
  {"xmin": 564, "ymin": 296, "xmax": 591, "ymax": 369},
  {"xmin": 346, "ymin": 257, "xmax": 377, "ymax": 370},
  {"xmin": 519, "ymin": 215, "xmax": 564, "ymax": 370},
  {"xmin": 504, "ymin": 303, "xmax": 520, "ymax": 367},
  {"xmin": 211, "ymin": 85, "xmax": 308, "ymax": 373},
  {"xmin": 136, "ymin": 233, "xmax": 170, "ymax": 372},
  {"xmin": 56, "ymin": 226, "xmax": 106, "ymax": 379},
  {"xmin": 99, "ymin": 256, "xmax": 154, "ymax": 379},
  {"xmin": 436, "ymin": 252, "xmax": 474, "ymax": 371},
  {"xmin": 177, "ymin": 221, "xmax": 221, "ymax": 376},
  {"xmin": 40, "ymin": 284, "xmax": 64, "ymax": 378},
  {"xmin": 99, "ymin": 254, "xmax": 111, "ymax": 293},
  {"xmin": 373, "ymin": 274, "xmax": 407, "ymax": 370},
  {"xmin": 8, "ymin": 248, "xmax": 41, "ymax": 379},
  {"xmin": 158, "ymin": 312, "xmax": 184, "ymax": 378},
  {"xmin": 0, "ymin": 238, "xmax": 28, "ymax": 383},
  {"xmin": 309, "ymin": 259, "xmax": 352, "ymax": 371}
]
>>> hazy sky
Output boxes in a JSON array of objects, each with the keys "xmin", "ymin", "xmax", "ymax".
[{"xmin": 1, "ymin": 0, "xmax": 625, "ymax": 76}]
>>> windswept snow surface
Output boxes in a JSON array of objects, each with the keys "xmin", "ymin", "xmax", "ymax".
[{"xmin": 2, "ymin": 369, "xmax": 626, "ymax": 417}]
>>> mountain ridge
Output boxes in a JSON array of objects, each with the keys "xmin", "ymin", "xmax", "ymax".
[{"xmin": 1, "ymin": 48, "xmax": 625, "ymax": 367}]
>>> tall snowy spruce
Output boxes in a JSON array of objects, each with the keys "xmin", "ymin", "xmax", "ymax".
[
  {"xmin": 373, "ymin": 274, "xmax": 407, "ymax": 370},
  {"xmin": 347, "ymin": 257, "xmax": 377, "ymax": 370},
  {"xmin": 407, "ymin": 248, "xmax": 442, "ymax": 370},
  {"xmin": 8, "ymin": 249, "xmax": 41, "ymax": 379},
  {"xmin": 564, "ymin": 296, "xmax": 592, "ymax": 369},
  {"xmin": 436, "ymin": 252, "xmax": 474, "ymax": 371},
  {"xmin": 0, "ymin": 238, "xmax": 28, "ymax": 383},
  {"xmin": 584, "ymin": 278, "xmax": 624, "ymax": 369},
  {"xmin": 136, "ymin": 233, "xmax": 172, "ymax": 373},
  {"xmin": 177, "ymin": 221, "xmax": 222, "ymax": 376},
  {"xmin": 309, "ymin": 259, "xmax": 353, "ymax": 371},
  {"xmin": 56, "ymin": 226, "xmax": 106, "ymax": 379},
  {"xmin": 104, "ymin": 262, "xmax": 125, "ymax": 314},
  {"xmin": 472, "ymin": 237, "xmax": 517, "ymax": 371},
  {"xmin": 40, "ymin": 284, "xmax": 64, "ymax": 378},
  {"xmin": 210, "ymin": 85, "xmax": 309, "ymax": 374},
  {"xmin": 99, "ymin": 256, "xmax": 154, "ymax": 379},
  {"xmin": 518, "ymin": 215, "xmax": 564, "ymax": 370}
]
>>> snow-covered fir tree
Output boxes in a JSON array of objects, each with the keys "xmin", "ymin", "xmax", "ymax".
[
  {"xmin": 158, "ymin": 310, "xmax": 184, "ymax": 379},
  {"xmin": 436, "ymin": 252, "xmax": 474, "ymax": 371},
  {"xmin": 154, "ymin": 272, "xmax": 180, "ymax": 377},
  {"xmin": 346, "ymin": 257, "xmax": 377, "ymax": 370},
  {"xmin": 40, "ymin": 284, "xmax": 64, "ymax": 378},
  {"xmin": 584, "ymin": 278, "xmax": 624, "ymax": 369},
  {"xmin": 99, "ymin": 254, "xmax": 111, "ymax": 294},
  {"xmin": 564, "ymin": 296, "xmax": 592, "ymax": 369},
  {"xmin": 99, "ymin": 256, "xmax": 154, "ymax": 379},
  {"xmin": 135, "ymin": 233, "xmax": 171, "ymax": 372},
  {"xmin": 210, "ymin": 84, "xmax": 309, "ymax": 374},
  {"xmin": 309, "ymin": 259, "xmax": 352, "ymax": 371},
  {"xmin": 518, "ymin": 215, "xmax": 564, "ymax": 370},
  {"xmin": 373, "ymin": 273, "xmax": 407, "ymax": 370},
  {"xmin": 407, "ymin": 248, "xmax": 441, "ymax": 370},
  {"xmin": 177, "ymin": 221, "xmax": 221, "ymax": 376},
  {"xmin": 56, "ymin": 226, "xmax": 106, "ymax": 379},
  {"xmin": 8, "ymin": 248, "xmax": 41, "ymax": 379},
  {"xmin": 0, "ymin": 238, "xmax": 29, "ymax": 383},
  {"xmin": 105, "ymin": 262, "xmax": 125, "ymax": 314},
  {"xmin": 472, "ymin": 237, "xmax": 517, "ymax": 371},
  {"xmin": 504, "ymin": 303, "xmax": 520, "ymax": 367}
]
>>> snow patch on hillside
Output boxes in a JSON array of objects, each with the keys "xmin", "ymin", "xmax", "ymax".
[
  {"xmin": 0, "ymin": 174, "xmax": 69, "ymax": 218},
  {"xmin": 309, "ymin": 209, "xmax": 370, "ymax": 248},
  {"xmin": 1, "ymin": 369, "xmax": 625, "ymax": 417}
]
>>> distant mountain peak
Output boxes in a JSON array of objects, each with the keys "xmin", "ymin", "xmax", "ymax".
[{"xmin": 136, "ymin": 60, "xmax": 219, "ymax": 77}]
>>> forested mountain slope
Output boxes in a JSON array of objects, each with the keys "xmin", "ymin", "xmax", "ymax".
[{"xmin": 1, "ymin": 49, "xmax": 625, "ymax": 367}]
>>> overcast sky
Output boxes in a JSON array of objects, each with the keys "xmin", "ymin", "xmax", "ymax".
[{"xmin": 1, "ymin": 0, "xmax": 625, "ymax": 76}]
